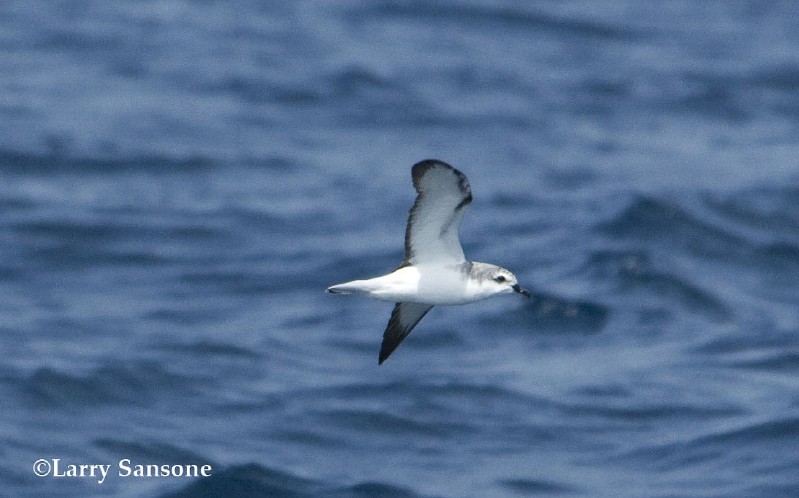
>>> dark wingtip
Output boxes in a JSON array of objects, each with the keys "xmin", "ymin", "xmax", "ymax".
[
  {"xmin": 378, "ymin": 347, "xmax": 390, "ymax": 365},
  {"xmin": 411, "ymin": 159, "xmax": 452, "ymax": 188},
  {"xmin": 378, "ymin": 303, "xmax": 433, "ymax": 365},
  {"xmin": 411, "ymin": 159, "xmax": 470, "ymax": 193},
  {"xmin": 412, "ymin": 159, "xmax": 452, "ymax": 172},
  {"xmin": 378, "ymin": 337, "xmax": 395, "ymax": 364}
]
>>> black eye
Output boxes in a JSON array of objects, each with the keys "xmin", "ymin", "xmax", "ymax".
[{"xmin": 494, "ymin": 275, "xmax": 506, "ymax": 283}]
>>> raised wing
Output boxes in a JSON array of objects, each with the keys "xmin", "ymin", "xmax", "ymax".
[
  {"xmin": 402, "ymin": 160, "xmax": 472, "ymax": 266},
  {"xmin": 379, "ymin": 302, "xmax": 433, "ymax": 364}
]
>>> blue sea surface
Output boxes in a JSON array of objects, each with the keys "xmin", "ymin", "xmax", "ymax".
[{"xmin": 2, "ymin": 1, "xmax": 799, "ymax": 497}]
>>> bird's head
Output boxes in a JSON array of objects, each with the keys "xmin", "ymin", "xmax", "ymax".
[{"xmin": 483, "ymin": 266, "xmax": 531, "ymax": 298}]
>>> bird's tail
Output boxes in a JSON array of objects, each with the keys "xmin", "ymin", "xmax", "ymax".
[{"xmin": 326, "ymin": 280, "xmax": 370, "ymax": 294}]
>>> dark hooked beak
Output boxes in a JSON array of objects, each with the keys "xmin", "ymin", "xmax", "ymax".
[{"xmin": 512, "ymin": 284, "xmax": 531, "ymax": 298}]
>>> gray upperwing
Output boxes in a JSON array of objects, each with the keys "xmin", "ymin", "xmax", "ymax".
[
  {"xmin": 378, "ymin": 302, "xmax": 434, "ymax": 365},
  {"xmin": 402, "ymin": 160, "xmax": 472, "ymax": 266}
]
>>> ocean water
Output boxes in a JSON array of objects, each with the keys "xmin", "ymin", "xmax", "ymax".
[{"xmin": 2, "ymin": 1, "xmax": 799, "ymax": 497}]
